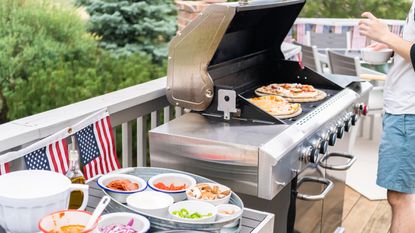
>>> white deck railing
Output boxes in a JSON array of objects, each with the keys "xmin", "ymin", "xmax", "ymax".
[{"xmin": 0, "ymin": 77, "xmax": 179, "ymax": 169}]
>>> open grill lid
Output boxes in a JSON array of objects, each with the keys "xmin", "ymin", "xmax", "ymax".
[{"xmin": 166, "ymin": 0, "xmax": 306, "ymax": 111}]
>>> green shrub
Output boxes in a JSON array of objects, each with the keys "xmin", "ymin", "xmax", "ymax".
[
  {"xmin": 0, "ymin": 0, "xmax": 164, "ymax": 122},
  {"xmin": 77, "ymin": 0, "xmax": 177, "ymax": 63}
]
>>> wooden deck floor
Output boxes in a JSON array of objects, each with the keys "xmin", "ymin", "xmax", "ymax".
[{"xmin": 342, "ymin": 186, "xmax": 391, "ymax": 233}]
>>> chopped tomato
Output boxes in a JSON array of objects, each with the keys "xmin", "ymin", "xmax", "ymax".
[{"xmin": 154, "ymin": 182, "xmax": 187, "ymax": 191}]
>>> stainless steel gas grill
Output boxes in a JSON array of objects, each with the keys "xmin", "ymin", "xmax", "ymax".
[{"xmin": 150, "ymin": 0, "xmax": 373, "ymax": 232}]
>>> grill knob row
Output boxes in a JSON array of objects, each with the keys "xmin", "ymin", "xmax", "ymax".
[{"xmin": 302, "ymin": 107, "xmax": 365, "ymax": 164}]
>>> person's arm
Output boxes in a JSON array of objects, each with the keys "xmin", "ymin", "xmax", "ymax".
[{"xmin": 359, "ymin": 12, "xmax": 414, "ymax": 64}]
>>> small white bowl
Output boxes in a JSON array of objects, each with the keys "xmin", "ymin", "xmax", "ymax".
[
  {"xmin": 168, "ymin": 200, "xmax": 217, "ymax": 223},
  {"xmin": 39, "ymin": 210, "xmax": 98, "ymax": 233},
  {"xmin": 361, "ymin": 48, "xmax": 393, "ymax": 65},
  {"xmin": 148, "ymin": 173, "xmax": 196, "ymax": 202},
  {"xmin": 97, "ymin": 212, "xmax": 150, "ymax": 233},
  {"xmin": 127, "ymin": 191, "xmax": 174, "ymax": 216},
  {"xmin": 216, "ymin": 204, "xmax": 242, "ymax": 228},
  {"xmin": 97, "ymin": 174, "xmax": 147, "ymax": 203},
  {"xmin": 186, "ymin": 183, "xmax": 232, "ymax": 206}
]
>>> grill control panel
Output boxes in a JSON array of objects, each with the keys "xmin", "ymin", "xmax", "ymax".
[{"xmin": 300, "ymin": 101, "xmax": 368, "ymax": 166}]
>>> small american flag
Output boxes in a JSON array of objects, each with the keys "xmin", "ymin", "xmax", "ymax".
[
  {"xmin": 75, "ymin": 116, "xmax": 120, "ymax": 180},
  {"xmin": 24, "ymin": 139, "xmax": 69, "ymax": 174},
  {"xmin": 0, "ymin": 162, "xmax": 10, "ymax": 176}
]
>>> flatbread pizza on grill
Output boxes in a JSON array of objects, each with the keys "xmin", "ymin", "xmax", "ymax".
[
  {"xmin": 255, "ymin": 83, "xmax": 327, "ymax": 102},
  {"xmin": 249, "ymin": 95, "xmax": 302, "ymax": 119}
]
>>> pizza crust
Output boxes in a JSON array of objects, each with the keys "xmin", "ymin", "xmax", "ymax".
[{"xmin": 274, "ymin": 106, "xmax": 302, "ymax": 119}]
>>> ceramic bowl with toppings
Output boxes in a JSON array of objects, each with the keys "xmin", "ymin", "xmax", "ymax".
[
  {"xmin": 186, "ymin": 183, "xmax": 232, "ymax": 206},
  {"xmin": 126, "ymin": 191, "xmax": 174, "ymax": 216},
  {"xmin": 216, "ymin": 204, "xmax": 242, "ymax": 228},
  {"xmin": 147, "ymin": 173, "xmax": 196, "ymax": 202},
  {"xmin": 168, "ymin": 200, "xmax": 217, "ymax": 223},
  {"xmin": 38, "ymin": 210, "xmax": 98, "ymax": 233},
  {"xmin": 97, "ymin": 212, "xmax": 150, "ymax": 233},
  {"xmin": 97, "ymin": 174, "xmax": 147, "ymax": 203}
]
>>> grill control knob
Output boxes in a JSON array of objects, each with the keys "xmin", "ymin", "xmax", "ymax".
[
  {"xmin": 327, "ymin": 127, "xmax": 337, "ymax": 146},
  {"xmin": 320, "ymin": 140, "xmax": 329, "ymax": 154},
  {"xmin": 302, "ymin": 146, "xmax": 319, "ymax": 164},
  {"xmin": 337, "ymin": 122, "xmax": 345, "ymax": 139},
  {"xmin": 329, "ymin": 131, "xmax": 337, "ymax": 146},
  {"xmin": 344, "ymin": 116, "xmax": 353, "ymax": 132},
  {"xmin": 351, "ymin": 113, "xmax": 359, "ymax": 126}
]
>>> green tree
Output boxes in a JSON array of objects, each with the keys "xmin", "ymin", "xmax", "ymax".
[
  {"xmin": 0, "ymin": 0, "xmax": 164, "ymax": 122},
  {"xmin": 77, "ymin": 0, "xmax": 177, "ymax": 63},
  {"xmin": 301, "ymin": 0, "xmax": 411, "ymax": 19}
]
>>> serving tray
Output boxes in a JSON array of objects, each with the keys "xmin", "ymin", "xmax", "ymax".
[{"xmin": 101, "ymin": 167, "xmax": 244, "ymax": 232}]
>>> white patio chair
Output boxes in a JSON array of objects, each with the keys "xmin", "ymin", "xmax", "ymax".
[
  {"xmin": 327, "ymin": 50, "xmax": 385, "ymax": 141},
  {"xmin": 293, "ymin": 42, "xmax": 322, "ymax": 73}
]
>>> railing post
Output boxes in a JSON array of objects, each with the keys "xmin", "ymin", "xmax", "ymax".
[
  {"xmin": 175, "ymin": 107, "xmax": 183, "ymax": 118},
  {"xmin": 151, "ymin": 111, "xmax": 160, "ymax": 129},
  {"xmin": 163, "ymin": 106, "xmax": 171, "ymax": 123},
  {"xmin": 121, "ymin": 121, "xmax": 133, "ymax": 168},
  {"xmin": 137, "ymin": 115, "xmax": 148, "ymax": 167}
]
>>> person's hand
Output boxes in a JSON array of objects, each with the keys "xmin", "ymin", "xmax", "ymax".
[
  {"xmin": 367, "ymin": 42, "xmax": 389, "ymax": 51},
  {"xmin": 359, "ymin": 12, "xmax": 394, "ymax": 44}
]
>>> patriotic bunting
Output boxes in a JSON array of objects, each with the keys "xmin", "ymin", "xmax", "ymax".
[
  {"xmin": 288, "ymin": 21, "xmax": 404, "ymax": 49},
  {"xmin": 0, "ymin": 109, "xmax": 120, "ymax": 180}
]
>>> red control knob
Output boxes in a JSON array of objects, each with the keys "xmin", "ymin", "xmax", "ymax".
[{"xmin": 362, "ymin": 104, "xmax": 368, "ymax": 116}]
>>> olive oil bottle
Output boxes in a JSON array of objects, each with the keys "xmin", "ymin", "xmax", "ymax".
[{"xmin": 65, "ymin": 149, "xmax": 86, "ymax": 209}]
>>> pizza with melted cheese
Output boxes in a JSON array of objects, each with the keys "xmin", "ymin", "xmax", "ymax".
[
  {"xmin": 249, "ymin": 95, "xmax": 302, "ymax": 119},
  {"xmin": 255, "ymin": 83, "xmax": 327, "ymax": 102}
]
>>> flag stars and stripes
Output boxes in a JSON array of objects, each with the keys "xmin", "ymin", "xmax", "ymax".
[
  {"xmin": 75, "ymin": 116, "xmax": 120, "ymax": 180},
  {"xmin": 23, "ymin": 139, "xmax": 69, "ymax": 174}
]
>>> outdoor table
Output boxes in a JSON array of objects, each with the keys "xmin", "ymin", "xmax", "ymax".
[{"xmin": 0, "ymin": 180, "xmax": 275, "ymax": 233}]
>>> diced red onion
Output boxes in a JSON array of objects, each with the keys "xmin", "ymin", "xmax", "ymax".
[{"xmin": 99, "ymin": 223, "xmax": 138, "ymax": 233}]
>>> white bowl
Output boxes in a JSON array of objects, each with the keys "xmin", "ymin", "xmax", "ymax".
[
  {"xmin": 97, "ymin": 174, "xmax": 147, "ymax": 203},
  {"xmin": 147, "ymin": 173, "xmax": 196, "ymax": 202},
  {"xmin": 39, "ymin": 210, "xmax": 98, "ymax": 233},
  {"xmin": 186, "ymin": 183, "xmax": 232, "ymax": 206},
  {"xmin": 97, "ymin": 212, "xmax": 150, "ymax": 233},
  {"xmin": 0, "ymin": 170, "xmax": 89, "ymax": 233},
  {"xmin": 361, "ymin": 48, "xmax": 393, "ymax": 65},
  {"xmin": 168, "ymin": 200, "xmax": 217, "ymax": 223},
  {"xmin": 127, "ymin": 191, "xmax": 174, "ymax": 216},
  {"xmin": 216, "ymin": 204, "xmax": 242, "ymax": 228}
]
